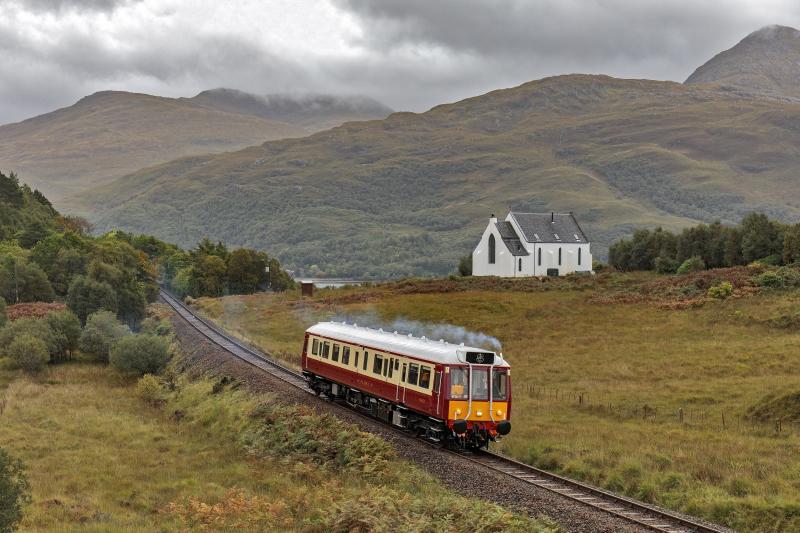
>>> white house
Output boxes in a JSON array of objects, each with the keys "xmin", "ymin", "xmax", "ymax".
[{"xmin": 472, "ymin": 212, "xmax": 592, "ymax": 277}]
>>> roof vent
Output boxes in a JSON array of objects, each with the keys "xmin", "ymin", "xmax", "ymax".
[
  {"xmin": 459, "ymin": 342, "xmax": 465, "ymax": 346},
  {"xmin": 408, "ymin": 333, "xmax": 413, "ymax": 338},
  {"xmin": 554, "ymin": 233, "xmax": 560, "ymax": 240},
  {"xmin": 393, "ymin": 330, "xmax": 398, "ymax": 335},
  {"xmin": 439, "ymin": 338, "xmax": 445, "ymax": 343},
  {"xmin": 378, "ymin": 328, "xmax": 383, "ymax": 332},
  {"xmin": 574, "ymin": 233, "xmax": 580, "ymax": 241},
  {"xmin": 353, "ymin": 323, "xmax": 358, "ymax": 327},
  {"xmin": 421, "ymin": 336, "xmax": 427, "ymax": 341}
]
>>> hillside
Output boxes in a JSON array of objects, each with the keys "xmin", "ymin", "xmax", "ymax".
[
  {"xmin": 0, "ymin": 89, "xmax": 391, "ymax": 207},
  {"xmin": 86, "ymin": 73, "xmax": 800, "ymax": 278},
  {"xmin": 187, "ymin": 89, "xmax": 393, "ymax": 133},
  {"xmin": 685, "ymin": 25, "xmax": 800, "ymax": 101}
]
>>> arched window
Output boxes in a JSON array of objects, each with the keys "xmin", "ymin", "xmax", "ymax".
[
  {"xmin": 488, "ymin": 234, "xmax": 496, "ymax": 264},
  {"xmin": 578, "ymin": 247, "xmax": 582, "ymax": 265},
  {"xmin": 518, "ymin": 258, "xmax": 522, "ymax": 271},
  {"xmin": 558, "ymin": 248, "xmax": 562, "ymax": 265},
  {"xmin": 537, "ymin": 248, "xmax": 542, "ymax": 266}
]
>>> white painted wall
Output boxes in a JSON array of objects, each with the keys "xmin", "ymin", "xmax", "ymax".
[{"xmin": 472, "ymin": 217, "xmax": 517, "ymax": 276}]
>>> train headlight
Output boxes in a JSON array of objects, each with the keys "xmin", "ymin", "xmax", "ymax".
[
  {"xmin": 476, "ymin": 410, "xmax": 483, "ymax": 417},
  {"xmin": 455, "ymin": 409, "xmax": 462, "ymax": 416},
  {"xmin": 496, "ymin": 410, "xmax": 503, "ymax": 416}
]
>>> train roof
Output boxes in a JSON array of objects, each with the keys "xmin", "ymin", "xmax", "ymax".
[{"xmin": 306, "ymin": 321, "xmax": 509, "ymax": 367}]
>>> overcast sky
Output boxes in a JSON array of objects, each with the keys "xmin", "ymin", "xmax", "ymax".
[{"xmin": 1, "ymin": 0, "xmax": 799, "ymax": 124}]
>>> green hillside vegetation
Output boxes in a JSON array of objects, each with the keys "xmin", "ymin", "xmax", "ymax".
[
  {"xmin": 195, "ymin": 269, "xmax": 800, "ymax": 532},
  {"xmin": 0, "ymin": 324, "xmax": 556, "ymax": 532},
  {"xmin": 85, "ymin": 74, "xmax": 800, "ymax": 279}
]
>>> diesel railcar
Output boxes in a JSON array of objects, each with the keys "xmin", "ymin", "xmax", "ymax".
[{"xmin": 301, "ymin": 322, "xmax": 511, "ymax": 448}]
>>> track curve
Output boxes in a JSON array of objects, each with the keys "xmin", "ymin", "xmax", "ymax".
[{"xmin": 159, "ymin": 289, "xmax": 728, "ymax": 533}]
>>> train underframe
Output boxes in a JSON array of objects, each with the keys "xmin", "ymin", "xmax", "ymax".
[{"xmin": 304, "ymin": 372, "xmax": 494, "ymax": 449}]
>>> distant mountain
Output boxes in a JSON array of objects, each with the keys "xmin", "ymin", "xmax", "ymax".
[
  {"xmin": 187, "ymin": 89, "xmax": 393, "ymax": 133},
  {"xmin": 0, "ymin": 89, "xmax": 391, "ymax": 207},
  {"xmin": 685, "ymin": 25, "xmax": 800, "ymax": 101},
  {"xmin": 84, "ymin": 73, "xmax": 800, "ymax": 278}
]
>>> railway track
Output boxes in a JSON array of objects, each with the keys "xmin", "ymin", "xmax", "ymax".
[{"xmin": 159, "ymin": 289, "xmax": 727, "ymax": 533}]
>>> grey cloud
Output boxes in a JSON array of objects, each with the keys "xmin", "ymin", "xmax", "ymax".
[{"xmin": 6, "ymin": 0, "xmax": 133, "ymax": 12}]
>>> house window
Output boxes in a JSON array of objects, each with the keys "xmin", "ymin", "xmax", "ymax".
[
  {"xmin": 537, "ymin": 248, "xmax": 542, "ymax": 266},
  {"xmin": 558, "ymin": 248, "xmax": 562, "ymax": 266},
  {"xmin": 578, "ymin": 247, "xmax": 582, "ymax": 266},
  {"xmin": 488, "ymin": 234, "xmax": 496, "ymax": 264},
  {"xmin": 518, "ymin": 258, "xmax": 522, "ymax": 271}
]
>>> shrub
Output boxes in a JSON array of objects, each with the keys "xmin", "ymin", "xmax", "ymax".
[
  {"xmin": 0, "ymin": 297, "xmax": 5, "ymax": 328},
  {"xmin": 708, "ymin": 281, "xmax": 734, "ymax": 300},
  {"xmin": 0, "ymin": 318, "xmax": 59, "ymax": 359},
  {"xmin": 136, "ymin": 374, "xmax": 164, "ymax": 405},
  {"xmin": 79, "ymin": 310, "xmax": 130, "ymax": 361},
  {"xmin": 0, "ymin": 447, "xmax": 31, "ymax": 533},
  {"xmin": 46, "ymin": 310, "xmax": 81, "ymax": 361},
  {"xmin": 457, "ymin": 255, "xmax": 472, "ymax": 276},
  {"xmin": 654, "ymin": 255, "xmax": 680, "ymax": 274},
  {"xmin": 7, "ymin": 334, "xmax": 49, "ymax": 372},
  {"xmin": 755, "ymin": 270, "xmax": 783, "ymax": 288},
  {"xmin": 110, "ymin": 334, "xmax": 171, "ymax": 375},
  {"xmin": 676, "ymin": 256, "xmax": 705, "ymax": 275}
]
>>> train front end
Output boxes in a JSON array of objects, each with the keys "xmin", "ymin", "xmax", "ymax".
[{"xmin": 445, "ymin": 350, "xmax": 511, "ymax": 448}]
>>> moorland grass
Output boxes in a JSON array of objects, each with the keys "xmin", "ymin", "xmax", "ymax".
[
  {"xmin": 195, "ymin": 275, "xmax": 800, "ymax": 532},
  {"xmin": 0, "ymin": 361, "xmax": 557, "ymax": 532}
]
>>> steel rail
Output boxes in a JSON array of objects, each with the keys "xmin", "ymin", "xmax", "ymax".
[{"xmin": 159, "ymin": 289, "xmax": 728, "ymax": 533}]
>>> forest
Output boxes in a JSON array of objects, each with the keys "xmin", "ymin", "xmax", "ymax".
[{"xmin": 608, "ymin": 212, "xmax": 800, "ymax": 272}]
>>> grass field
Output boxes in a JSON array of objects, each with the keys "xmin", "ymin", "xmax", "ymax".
[
  {"xmin": 194, "ymin": 271, "xmax": 800, "ymax": 532},
  {"xmin": 0, "ymin": 358, "xmax": 555, "ymax": 532}
]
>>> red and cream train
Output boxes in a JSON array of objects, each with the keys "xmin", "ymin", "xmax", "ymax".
[{"xmin": 302, "ymin": 321, "xmax": 511, "ymax": 448}]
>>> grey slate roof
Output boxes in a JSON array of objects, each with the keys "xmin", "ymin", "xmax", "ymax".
[
  {"xmin": 510, "ymin": 212, "xmax": 589, "ymax": 244},
  {"xmin": 495, "ymin": 221, "xmax": 529, "ymax": 256}
]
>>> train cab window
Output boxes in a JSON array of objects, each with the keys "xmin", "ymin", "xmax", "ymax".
[
  {"xmin": 419, "ymin": 366, "xmax": 431, "ymax": 389},
  {"xmin": 363, "ymin": 351, "xmax": 369, "ymax": 371},
  {"xmin": 387, "ymin": 358, "xmax": 394, "ymax": 378},
  {"xmin": 332, "ymin": 344, "xmax": 340, "ymax": 362},
  {"xmin": 492, "ymin": 369, "xmax": 509, "ymax": 401},
  {"xmin": 322, "ymin": 342, "xmax": 330, "ymax": 359},
  {"xmin": 471, "ymin": 368, "xmax": 489, "ymax": 400},
  {"xmin": 354, "ymin": 351, "xmax": 359, "ymax": 369},
  {"xmin": 373, "ymin": 354, "xmax": 383, "ymax": 375},
  {"xmin": 311, "ymin": 338, "xmax": 319, "ymax": 356},
  {"xmin": 407, "ymin": 363, "xmax": 419, "ymax": 386},
  {"xmin": 342, "ymin": 346, "xmax": 350, "ymax": 365},
  {"xmin": 449, "ymin": 368, "xmax": 468, "ymax": 399}
]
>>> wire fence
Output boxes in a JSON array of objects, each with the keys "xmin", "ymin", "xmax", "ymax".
[{"xmin": 520, "ymin": 383, "xmax": 800, "ymax": 436}]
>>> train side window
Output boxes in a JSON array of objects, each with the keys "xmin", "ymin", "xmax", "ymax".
[
  {"xmin": 407, "ymin": 363, "xmax": 419, "ymax": 386},
  {"xmin": 387, "ymin": 358, "xmax": 394, "ymax": 378},
  {"xmin": 332, "ymin": 344, "xmax": 340, "ymax": 362},
  {"xmin": 394, "ymin": 359, "xmax": 399, "ymax": 371},
  {"xmin": 383, "ymin": 357, "xmax": 389, "ymax": 377},
  {"xmin": 322, "ymin": 342, "xmax": 330, "ymax": 359},
  {"xmin": 363, "ymin": 351, "xmax": 369, "ymax": 371},
  {"xmin": 373, "ymin": 354, "xmax": 383, "ymax": 375},
  {"xmin": 433, "ymin": 372, "xmax": 441, "ymax": 393},
  {"xmin": 401, "ymin": 363, "xmax": 407, "ymax": 382},
  {"xmin": 354, "ymin": 351, "xmax": 359, "ymax": 369},
  {"xmin": 342, "ymin": 346, "xmax": 350, "ymax": 365},
  {"xmin": 311, "ymin": 338, "xmax": 319, "ymax": 355},
  {"xmin": 419, "ymin": 366, "xmax": 431, "ymax": 389}
]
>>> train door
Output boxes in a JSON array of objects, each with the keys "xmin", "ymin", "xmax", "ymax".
[
  {"xmin": 432, "ymin": 368, "xmax": 442, "ymax": 417},
  {"xmin": 398, "ymin": 362, "xmax": 408, "ymax": 404}
]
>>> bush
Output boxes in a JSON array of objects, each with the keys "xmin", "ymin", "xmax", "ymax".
[
  {"xmin": 46, "ymin": 310, "xmax": 81, "ymax": 362},
  {"xmin": 676, "ymin": 256, "xmax": 705, "ymax": 275},
  {"xmin": 708, "ymin": 281, "xmax": 734, "ymax": 300},
  {"xmin": 755, "ymin": 270, "xmax": 783, "ymax": 288},
  {"xmin": 654, "ymin": 255, "xmax": 680, "ymax": 274},
  {"xmin": 0, "ymin": 318, "xmax": 59, "ymax": 360},
  {"xmin": 0, "ymin": 447, "xmax": 31, "ymax": 533},
  {"xmin": 0, "ymin": 297, "xmax": 5, "ymax": 328},
  {"xmin": 110, "ymin": 334, "xmax": 171, "ymax": 375},
  {"xmin": 136, "ymin": 374, "xmax": 164, "ymax": 405},
  {"xmin": 457, "ymin": 255, "xmax": 472, "ymax": 276},
  {"xmin": 79, "ymin": 310, "xmax": 130, "ymax": 361},
  {"xmin": 7, "ymin": 334, "xmax": 49, "ymax": 372}
]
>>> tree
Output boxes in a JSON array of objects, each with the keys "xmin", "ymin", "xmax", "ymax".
[
  {"xmin": 0, "ymin": 172, "xmax": 23, "ymax": 208},
  {"xmin": 7, "ymin": 334, "xmax": 49, "ymax": 372},
  {"xmin": 0, "ymin": 259, "xmax": 55, "ymax": 303},
  {"xmin": 783, "ymin": 223, "xmax": 800, "ymax": 265},
  {"xmin": 457, "ymin": 255, "xmax": 472, "ymax": 276},
  {"xmin": 80, "ymin": 310, "xmax": 130, "ymax": 361},
  {"xmin": 66, "ymin": 276, "xmax": 117, "ymax": 325},
  {"xmin": 676, "ymin": 256, "xmax": 706, "ymax": 275},
  {"xmin": 226, "ymin": 248, "xmax": 265, "ymax": 294},
  {"xmin": 109, "ymin": 334, "xmax": 170, "ymax": 375},
  {"xmin": 740, "ymin": 213, "xmax": 781, "ymax": 263},
  {"xmin": 17, "ymin": 220, "xmax": 50, "ymax": 248},
  {"xmin": 0, "ymin": 447, "xmax": 31, "ymax": 533},
  {"xmin": 46, "ymin": 310, "xmax": 81, "ymax": 361},
  {"xmin": 190, "ymin": 255, "xmax": 227, "ymax": 297},
  {"xmin": 0, "ymin": 297, "xmax": 5, "ymax": 328}
]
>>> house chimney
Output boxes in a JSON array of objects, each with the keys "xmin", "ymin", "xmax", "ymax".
[
  {"xmin": 551, "ymin": 212, "xmax": 554, "ymax": 223},
  {"xmin": 490, "ymin": 213, "xmax": 497, "ymax": 223}
]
